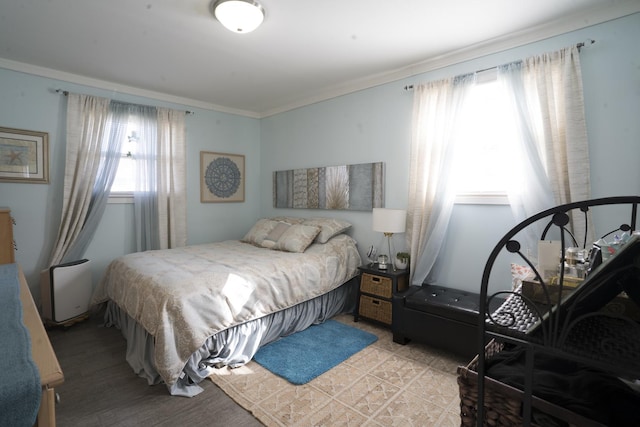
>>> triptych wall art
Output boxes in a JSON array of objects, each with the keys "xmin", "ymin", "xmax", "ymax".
[{"xmin": 273, "ymin": 162, "xmax": 384, "ymax": 211}]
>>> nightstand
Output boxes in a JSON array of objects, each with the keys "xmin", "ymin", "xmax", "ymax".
[{"xmin": 354, "ymin": 264, "xmax": 409, "ymax": 326}]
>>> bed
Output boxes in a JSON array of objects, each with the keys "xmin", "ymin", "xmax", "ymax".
[{"xmin": 91, "ymin": 217, "xmax": 361, "ymax": 396}]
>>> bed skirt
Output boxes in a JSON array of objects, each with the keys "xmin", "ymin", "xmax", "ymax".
[{"xmin": 103, "ymin": 276, "xmax": 358, "ymax": 397}]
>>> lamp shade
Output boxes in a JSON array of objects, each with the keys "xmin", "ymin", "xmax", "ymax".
[
  {"xmin": 372, "ymin": 208, "xmax": 406, "ymax": 234},
  {"xmin": 212, "ymin": 0, "xmax": 265, "ymax": 33}
]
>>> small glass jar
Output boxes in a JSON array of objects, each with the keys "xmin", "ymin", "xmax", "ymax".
[{"xmin": 565, "ymin": 247, "xmax": 587, "ymax": 265}]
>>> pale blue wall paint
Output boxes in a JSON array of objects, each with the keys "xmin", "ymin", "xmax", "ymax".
[
  {"xmin": 0, "ymin": 71, "xmax": 261, "ymax": 299},
  {"xmin": 260, "ymin": 81, "xmax": 413, "ymax": 251},
  {"xmin": 260, "ymin": 13, "xmax": 640, "ymax": 294}
]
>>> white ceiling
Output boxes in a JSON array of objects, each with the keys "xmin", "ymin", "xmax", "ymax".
[{"xmin": 1, "ymin": 0, "xmax": 638, "ymax": 118}]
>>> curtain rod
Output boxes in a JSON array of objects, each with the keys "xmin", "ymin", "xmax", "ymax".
[
  {"xmin": 54, "ymin": 89, "xmax": 194, "ymax": 115},
  {"xmin": 403, "ymin": 39, "xmax": 595, "ymax": 91}
]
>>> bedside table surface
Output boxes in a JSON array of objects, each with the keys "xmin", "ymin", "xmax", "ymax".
[{"xmin": 358, "ymin": 264, "xmax": 409, "ymax": 279}]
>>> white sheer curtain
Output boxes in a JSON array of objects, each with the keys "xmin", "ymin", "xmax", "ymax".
[
  {"xmin": 529, "ymin": 46, "xmax": 592, "ymax": 244},
  {"xmin": 408, "ymin": 74, "xmax": 475, "ymax": 285},
  {"xmin": 500, "ymin": 45, "xmax": 592, "ymax": 246},
  {"xmin": 48, "ymin": 94, "xmax": 126, "ymax": 265},
  {"xmin": 408, "ymin": 45, "xmax": 591, "ymax": 285},
  {"xmin": 132, "ymin": 106, "xmax": 187, "ymax": 251},
  {"xmin": 499, "ymin": 61, "xmax": 556, "ymax": 249},
  {"xmin": 131, "ymin": 104, "xmax": 160, "ymax": 251},
  {"xmin": 156, "ymin": 108, "xmax": 187, "ymax": 249},
  {"xmin": 50, "ymin": 95, "xmax": 187, "ymax": 267}
]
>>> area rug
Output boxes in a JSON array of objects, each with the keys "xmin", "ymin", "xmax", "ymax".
[
  {"xmin": 253, "ymin": 319, "xmax": 378, "ymax": 385},
  {"xmin": 208, "ymin": 314, "xmax": 466, "ymax": 426}
]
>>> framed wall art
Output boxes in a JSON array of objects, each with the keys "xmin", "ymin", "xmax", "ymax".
[
  {"xmin": 273, "ymin": 162, "xmax": 384, "ymax": 211},
  {"xmin": 200, "ymin": 151, "xmax": 245, "ymax": 203},
  {"xmin": 0, "ymin": 127, "xmax": 49, "ymax": 183}
]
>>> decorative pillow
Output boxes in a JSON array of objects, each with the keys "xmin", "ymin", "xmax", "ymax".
[
  {"xmin": 260, "ymin": 221, "xmax": 292, "ymax": 249},
  {"xmin": 271, "ymin": 224, "xmax": 321, "ymax": 253},
  {"xmin": 270, "ymin": 216, "xmax": 305, "ymax": 225},
  {"xmin": 241, "ymin": 219, "xmax": 278, "ymax": 246},
  {"xmin": 511, "ymin": 263, "xmax": 535, "ymax": 291},
  {"xmin": 301, "ymin": 218, "xmax": 352, "ymax": 243}
]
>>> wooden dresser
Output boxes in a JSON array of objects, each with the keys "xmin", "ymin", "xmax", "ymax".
[
  {"xmin": 18, "ymin": 265, "xmax": 65, "ymax": 427},
  {"xmin": 0, "ymin": 208, "xmax": 15, "ymax": 264}
]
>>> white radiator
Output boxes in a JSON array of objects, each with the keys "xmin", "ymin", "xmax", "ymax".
[{"xmin": 41, "ymin": 259, "xmax": 92, "ymax": 324}]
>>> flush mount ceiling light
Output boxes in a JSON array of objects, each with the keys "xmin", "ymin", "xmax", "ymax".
[{"xmin": 212, "ymin": 0, "xmax": 265, "ymax": 34}]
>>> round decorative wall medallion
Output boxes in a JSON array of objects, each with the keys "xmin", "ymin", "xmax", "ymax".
[{"xmin": 205, "ymin": 156, "xmax": 241, "ymax": 198}]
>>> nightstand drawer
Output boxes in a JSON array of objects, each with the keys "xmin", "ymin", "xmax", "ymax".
[
  {"xmin": 359, "ymin": 295, "xmax": 392, "ymax": 324},
  {"xmin": 361, "ymin": 273, "xmax": 392, "ymax": 298}
]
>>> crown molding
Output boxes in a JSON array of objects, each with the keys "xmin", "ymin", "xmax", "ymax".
[
  {"xmin": 260, "ymin": 3, "xmax": 640, "ymax": 118},
  {"xmin": 0, "ymin": 58, "xmax": 261, "ymax": 119}
]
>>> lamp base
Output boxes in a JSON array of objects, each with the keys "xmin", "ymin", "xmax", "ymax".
[{"xmin": 384, "ymin": 233, "xmax": 397, "ymax": 271}]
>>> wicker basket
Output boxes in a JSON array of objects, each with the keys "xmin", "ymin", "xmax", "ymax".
[
  {"xmin": 360, "ymin": 273, "xmax": 393, "ymax": 298},
  {"xmin": 358, "ymin": 294, "xmax": 392, "ymax": 324},
  {"xmin": 457, "ymin": 340, "xmax": 603, "ymax": 427},
  {"xmin": 458, "ymin": 340, "xmax": 528, "ymax": 427}
]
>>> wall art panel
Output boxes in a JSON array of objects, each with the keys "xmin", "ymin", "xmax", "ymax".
[{"xmin": 273, "ymin": 162, "xmax": 383, "ymax": 211}]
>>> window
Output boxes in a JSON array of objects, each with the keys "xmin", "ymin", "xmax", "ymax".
[
  {"xmin": 108, "ymin": 115, "xmax": 142, "ymax": 202},
  {"xmin": 451, "ymin": 74, "xmax": 522, "ymax": 204},
  {"xmin": 110, "ymin": 129, "xmax": 138, "ymax": 193}
]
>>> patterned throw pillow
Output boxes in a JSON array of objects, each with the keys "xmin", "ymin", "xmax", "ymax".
[
  {"xmin": 241, "ymin": 219, "xmax": 278, "ymax": 246},
  {"xmin": 270, "ymin": 216, "xmax": 305, "ymax": 225},
  {"xmin": 271, "ymin": 224, "xmax": 321, "ymax": 253},
  {"xmin": 260, "ymin": 222, "xmax": 292, "ymax": 249},
  {"xmin": 302, "ymin": 218, "xmax": 352, "ymax": 243}
]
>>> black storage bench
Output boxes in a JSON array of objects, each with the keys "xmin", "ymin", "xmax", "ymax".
[{"xmin": 392, "ymin": 284, "xmax": 482, "ymax": 359}]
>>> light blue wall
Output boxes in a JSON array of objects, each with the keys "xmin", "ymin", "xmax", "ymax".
[
  {"xmin": 260, "ymin": 13, "xmax": 640, "ymax": 294},
  {"xmin": 260, "ymin": 81, "xmax": 412, "ymax": 254},
  {"xmin": 0, "ymin": 72, "xmax": 261, "ymax": 299},
  {"xmin": 1, "ymin": 13, "xmax": 638, "ymax": 302}
]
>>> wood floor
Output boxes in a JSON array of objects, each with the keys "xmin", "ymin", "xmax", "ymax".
[{"xmin": 47, "ymin": 315, "xmax": 264, "ymax": 427}]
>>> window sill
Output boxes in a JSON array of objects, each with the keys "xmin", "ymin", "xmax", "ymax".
[
  {"xmin": 108, "ymin": 193, "xmax": 133, "ymax": 204},
  {"xmin": 455, "ymin": 193, "xmax": 509, "ymax": 205}
]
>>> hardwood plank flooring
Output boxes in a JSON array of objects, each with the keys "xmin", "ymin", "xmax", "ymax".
[{"xmin": 47, "ymin": 315, "xmax": 263, "ymax": 427}]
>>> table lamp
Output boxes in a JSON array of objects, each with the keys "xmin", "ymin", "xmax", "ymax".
[{"xmin": 372, "ymin": 208, "xmax": 406, "ymax": 271}]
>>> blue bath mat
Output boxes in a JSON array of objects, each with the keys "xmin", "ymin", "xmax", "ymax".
[{"xmin": 253, "ymin": 319, "xmax": 378, "ymax": 385}]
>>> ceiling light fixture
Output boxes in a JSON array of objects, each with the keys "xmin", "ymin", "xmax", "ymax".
[{"xmin": 212, "ymin": 0, "xmax": 265, "ymax": 34}]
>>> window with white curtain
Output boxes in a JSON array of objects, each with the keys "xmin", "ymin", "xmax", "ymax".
[
  {"xmin": 451, "ymin": 73, "xmax": 533, "ymax": 204},
  {"xmin": 110, "ymin": 127, "xmax": 137, "ymax": 193},
  {"xmin": 408, "ymin": 45, "xmax": 590, "ymax": 286},
  {"xmin": 109, "ymin": 114, "xmax": 146, "ymax": 201}
]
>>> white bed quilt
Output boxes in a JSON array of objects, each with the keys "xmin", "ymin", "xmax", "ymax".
[{"xmin": 91, "ymin": 234, "xmax": 360, "ymax": 386}]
